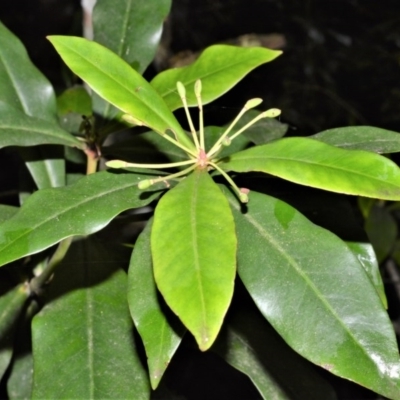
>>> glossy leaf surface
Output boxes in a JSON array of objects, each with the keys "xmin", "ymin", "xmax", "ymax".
[
  {"xmin": 93, "ymin": 0, "xmax": 170, "ymax": 74},
  {"xmin": 312, "ymin": 126, "xmax": 400, "ymax": 154},
  {"xmin": 213, "ymin": 306, "xmax": 337, "ymax": 400},
  {"xmin": 0, "ymin": 171, "xmax": 164, "ymax": 267},
  {"xmin": 0, "ymin": 22, "xmax": 56, "ymax": 122},
  {"xmin": 152, "ymin": 170, "xmax": 236, "ymax": 350},
  {"xmin": 221, "ymin": 137, "xmax": 400, "ymax": 200},
  {"xmin": 128, "ymin": 220, "xmax": 185, "ymax": 389},
  {"xmin": 226, "ymin": 189, "xmax": 400, "ymax": 399},
  {"xmin": 48, "ymin": 36, "xmax": 194, "ymax": 150},
  {"xmin": 0, "ymin": 103, "xmax": 83, "ymax": 149},
  {"xmin": 32, "ymin": 238, "xmax": 149, "ymax": 399},
  {"xmin": 92, "ymin": 0, "xmax": 170, "ymax": 119},
  {"xmin": 346, "ymin": 242, "xmax": 387, "ymax": 308},
  {"xmin": 151, "ymin": 45, "xmax": 281, "ymax": 111}
]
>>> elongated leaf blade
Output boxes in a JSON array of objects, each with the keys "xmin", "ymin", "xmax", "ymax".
[
  {"xmin": 312, "ymin": 126, "xmax": 400, "ymax": 154},
  {"xmin": 213, "ymin": 306, "xmax": 337, "ymax": 400},
  {"xmin": 0, "ymin": 22, "xmax": 56, "ymax": 122},
  {"xmin": 0, "ymin": 102, "xmax": 83, "ymax": 149},
  {"xmin": 32, "ymin": 238, "xmax": 150, "ymax": 399},
  {"xmin": 151, "ymin": 45, "xmax": 281, "ymax": 111},
  {"xmin": 48, "ymin": 36, "xmax": 194, "ymax": 150},
  {"xmin": 128, "ymin": 220, "xmax": 185, "ymax": 389},
  {"xmin": 346, "ymin": 242, "xmax": 387, "ymax": 308},
  {"xmin": 221, "ymin": 137, "xmax": 400, "ymax": 200},
  {"xmin": 226, "ymin": 189, "xmax": 400, "ymax": 399},
  {"xmin": 0, "ymin": 284, "xmax": 28, "ymax": 379},
  {"xmin": 0, "ymin": 171, "xmax": 164, "ymax": 267},
  {"xmin": 151, "ymin": 170, "xmax": 236, "ymax": 350}
]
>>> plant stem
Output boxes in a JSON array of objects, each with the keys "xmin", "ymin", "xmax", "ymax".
[{"xmin": 29, "ymin": 236, "xmax": 73, "ymax": 295}]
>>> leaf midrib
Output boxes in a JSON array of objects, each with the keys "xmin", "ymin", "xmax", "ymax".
[{"xmin": 228, "ymin": 195, "xmax": 376, "ymax": 371}]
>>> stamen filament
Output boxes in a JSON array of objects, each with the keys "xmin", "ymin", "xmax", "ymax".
[
  {"xmin": 194, "ymin": 80, "xmax": 205, "ymax": 150},
  {"xmin": 208, "ymin": 161, "xmax": 249, "ymax": 203},
  {"xmin": 207, "ymin": 98, "xmax": 263, "ymax": 157},
  {"xmin": 138, "ymin": 164, "xmax": 198, "ymax": 189},
  {"xmin": 106, "ymin": 158, "xmax": 197, "ymax": 170},
  {"xmin": 177, "ymin": 81, "xmax": 200, "ymax": 150}
]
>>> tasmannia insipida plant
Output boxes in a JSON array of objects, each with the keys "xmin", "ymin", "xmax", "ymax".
[{"xmin": 2, "ymin": 1, "xmax": 400, "ymax": 399}]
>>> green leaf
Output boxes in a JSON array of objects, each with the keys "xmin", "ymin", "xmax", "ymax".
[
  {"xmin": 213, "ymin": 306, "xmax": 337, "ymax": 400},
  {"xmin": 151, "ymin": 170, "xmax": 236, "ymax": 350},
  {"xmin": 0, "ymin": 170, "xmax": 165, "ymax": 267},
  {"xmin": 48, "ymin": 36, "xmax": 194, "ymax": 151},
  {"xmin": 92, "ymin": 0, "xmax": 171, "ymax": 119},
  {"xmin": 128, "ymin": 220, "xmax": 185, "ymax": 389},
  {"xmin": 151, "ymin": 45, "xmax": 282, "ymax": 111},
  {"xmin": 226, "ymin": 189, "xmax": 400, "ymax": 399},
  {"xmin": 365, "ymin": 204, "xmax": 397, "ymax": 262},
  {"xmin": 0, "ymin": 22, "xmax": 57, "ymax": 122},
  {"xmin": 0, "ymin": 102, "xmax": 83, "ymax": 149},
  {"xmin": 240, "ymin": 110, "xmax": 288, "ymax": 145},
  {"xmin": 346, "ymin": 242, "xmax": 387, "ymax": 309},
  {"xmin": 57, "ymin": 86, "xmax": 92, "ymax": 116},
  {"xmin": 0, "ymin": 205, "xmax": 18, "ymax": 224},
  {"xmin": 32, "ymin": 238, "xmax": 150, "ymax": 399},
  {"xmin": 221, "ymin": 137, "xmax": 400, "ymax": 200},
  {"xmin": 0, "ymin": 284, "xmax": 28, "ymax": 379},
  {"xmin": 19, "ymin": 146, "xmax": 66, "ymax": 189},
  {"xmin": 312, "ymin": 126, "xmax": 400, "ymax": 154}
]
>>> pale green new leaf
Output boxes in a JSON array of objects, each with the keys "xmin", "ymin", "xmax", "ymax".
[
  {"xmin": 0, "ymin": 171, "xmax": 165, "ymax": 267},
  {"xmin": 32, "ymin": 238, "xmax": 150, "ymax": 399},
  {"xmin": 48, "ymin": 36, "xmax": 194, "ymax": 151},
  {"xmin": 226, "ymin": 189, "xmax": 400, "ymax": 399},
  {"xmin": 151, "ymin": 45, "xmax": 281, "ymax": 111},
  {"xmin": 128, "ymin": 220, "xmax": 185, "ymax": 389},
  {"xmin": 221, "ymin": 137, "xmax": 400, "ymax": 200},
  {"xmin": 151, "ymin": 170, "xmax": 236, "ymax": 350}
]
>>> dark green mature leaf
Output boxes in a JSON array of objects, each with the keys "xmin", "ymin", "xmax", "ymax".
[
  {"xmin": 152, "ymin": 170, "xmax": 236, "ymax": 351},
  {"xmin": 151, "ymin": 45, "xmax": 281, "ymax": 111},
  {"xmin": 0, "ymin": 284, "xmax": 28, "ymax": 379},
  {"xmin": 19, "ymin": 146, "xmax": 66, "ymax": 189},
  {"xmin": 0, "ymin": 22, "xmax": 56, "ymax": 122},
  {"xmin": 32, "ymin": 238, "xmax": 150, "ymax": 399},
  {"xmin": 128, "ymin": 220, "xmax": 185, "ymax": 389},
  {"xmin": 226, "ymin": 189, "xmax": 400, "ymax": 399},
  {"xmin": 240, "ymin": 110, "xmax": 288, "ymax": 145},
  {"xmin": 48, "ymin": 36, "xmax": 195, "ymax": 151},
  {"xmin": 93, "ymin": 0, "xmax": 171, "ymax": 119},
  {"xmin": 213, "ymin": 306, "xmax": 337, "ymax": 400},
  {"xmin": 221, "ymin": 137, "xmax": 400, "ymax": 200},
  {"xmin": 0, "ymin": 170, "xmax": 165, "ymax": 267},
  {"xmin": 312, "ymin": 126, "xmax": 400, "ymax": 154},
  {"xmin": 365, "ymin": 205, "xmax": 397, "ymax": 262},
  {"xmin": 346, "ymin": 242, "xmax": 387, "ymax": 308},
  {"xmin": 0, "ymin": 101, "xmax": 83, "ymax": 150}
]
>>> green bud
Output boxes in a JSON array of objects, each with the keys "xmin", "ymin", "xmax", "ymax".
[
  {"xmin": 194, "ymin": 79, "xmax": 202, "ymax": 96},
  {"xmin": 263, "ymin": 108, "xmax": 281, "ymax": 118},
  {"xmin": 245, "ymin": 98, "xmax": 263, "ymax": 109},
  {"xmin": 176, "ymin": 81, "xmax": 186, "ymax": 98},
  {"xmin": 138, "ymin": 179, "xmax": 152, "ymax": 190},
  {"xmin": 222, "ymin": 137, "xmax": 231, "ymax": 146},
  {"xmin": 106, "ymin": 160, "xmax": 127, "ymax": 169},
  {"xmin": 239, "ymin": 192, "xmax": 249, "ymax": 203}
]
